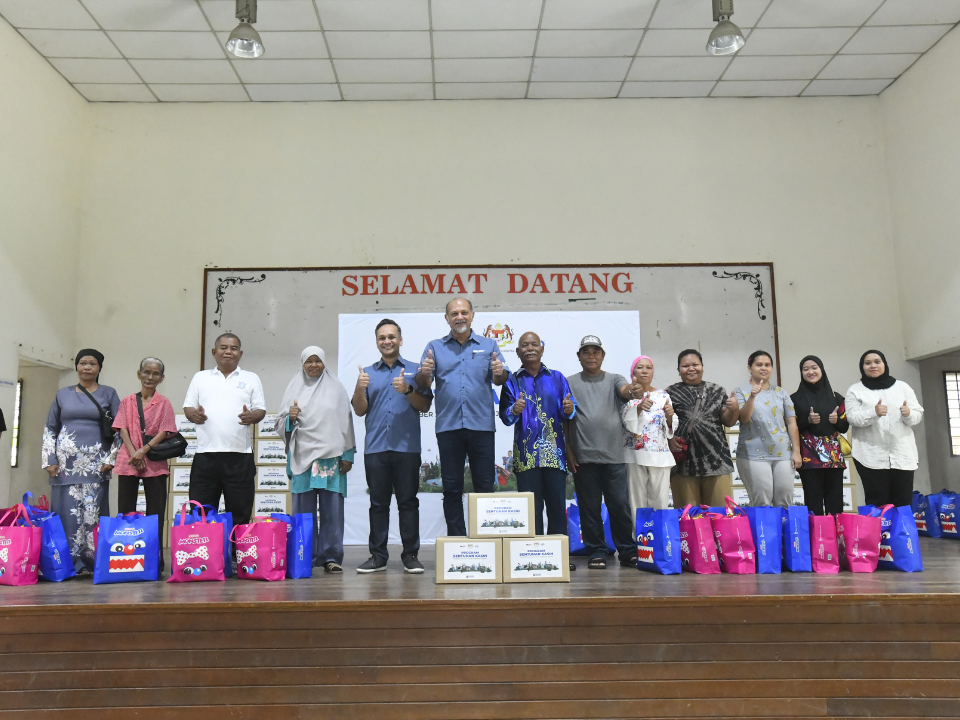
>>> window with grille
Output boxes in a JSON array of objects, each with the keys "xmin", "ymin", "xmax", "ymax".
[
  {"xmin": 945, "ymin": 372, "xmax": 960, "ymax": 457},
  {"xmin": 9, "ymin": 379, "xmax": 22, "ymax": 468}
]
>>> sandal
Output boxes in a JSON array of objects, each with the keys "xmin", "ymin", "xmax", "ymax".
[
  {"xmin": 587, "ymin": 556, "xmax": 606, "ymax": 570},
  {"xmin": 324, "ymin": 562, "xmax": 343, "ymax": 574}
]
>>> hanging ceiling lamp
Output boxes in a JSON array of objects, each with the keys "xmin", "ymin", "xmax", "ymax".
[
  {"xmin": 706, "ymin": 0, "xmax": 745, "ymax": 56},
  {"xmin": 226, "ymin": 0, "xmax": 264, "ymax": 59}
]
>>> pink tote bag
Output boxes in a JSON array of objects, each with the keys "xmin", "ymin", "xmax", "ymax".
[
  {"xmin": 0, "ymin": 505, "xmax": 41, "ymax": 586},
  {"xmin": 709, "ymin": 497, "xmax": 756, "ymax": 575},
  {"xmin": 679, "ymin": 505, "xmax": 721, "ymax": 574},
  {"xmin": 232, "ymin": 518, "xmax": 286, "ymax": 582},
  {"xmin": 167, "ymin": 501, "xmax": 226, "ymax": 583},
  {"xmin": 810, "ymin": 513, "xmax": 840, "ymax": 573},
  {"xmin": 837, "ymin": 512, "xmax": 881, "ymax": 573}
]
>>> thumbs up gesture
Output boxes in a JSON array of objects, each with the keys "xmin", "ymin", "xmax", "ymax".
[
  {"xmin": 562, "ymin": 392, "xmax": 574, "ymax": 416},
  {"xmin": 289, "ymin": 399, "xmax": 301, "ymax": 422},
  {"xmin": 875, "ymin": 397, "xmax": 888, "ymax": 417},
  {"xmin": 420, "ymin": 349, "xmax": 435, "ymax": 378},
  {"xmin": 392, "ymin": 369, "xmax": 409, "ymax": 394},
  {"xmin": 664, "ymin": 401, "xmax": 675, "ymax": 424},
  {"xmin": 726, "ymin": 392, "xmax": 739, "ymax": 412},
  {"xmin": 638, "ymin": 392, "xmax": 654, "ymax": 412},
  {"xmin": 490, "ymin": 353, "xmax": 504, "ymax": 379},
  {"xmin": 238, "ymin": 404, "xmax": 255, "ymax": 425},
  {"xmin": 356, "ymin": 365, "xmax": 369, "ymax": 390},
  {"xmin": 900, "ymin": 400, "xmax": 911, "ymax": 417},
  {"xmin": 187, "ymin": 405, "xmax": 207, "ymax": 425},
  {"xmin": 828, "ymin": 406, "xmax": 839, "ymax": 424},
  {"xmin": 808, "ymin": 406, "xmax": 820, "ymax": 425},
  {"xmin": 512, "ymin": 391, "xmax": 526, "ymax": 415},
  {"xmin": 749, "ymin": 379, "xmax": 763, "ymax": 397}
]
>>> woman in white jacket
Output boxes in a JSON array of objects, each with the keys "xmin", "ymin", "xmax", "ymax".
[{"xmin": 845, "ymin": 349, "xmax": 923, "ymax": 508}]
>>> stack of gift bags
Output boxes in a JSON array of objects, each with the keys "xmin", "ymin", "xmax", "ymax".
[{"xmin": 633, "ymin": 496, "xmax": 924, "ymax": 576}]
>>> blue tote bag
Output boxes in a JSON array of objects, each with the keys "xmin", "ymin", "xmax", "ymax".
[
  {"xmin": 567, "ymin": 498, "xmax": 616, "ymax": 556},
  {"xmin": 93, "ymin": 513, "xmax": 160, "ymax": 584},
  {"xmin": 859, "ymin": 505, "xmax": 924, "ymax": 572},
  {"xmin": 271, "ymin": 512, "xmax": 313, "ymax": 579},
  {"xmin": 635, "ymin": 508, "xmax": 681, "ymax": 575},
  {"xmin": 934, "ymin": 490, "xmax": 959, "ymax": 539},
  {"xmin": 744, "ymin": 506, "xmax": 783, "ymax": 574},
  {"xmin": 912, "ymin": 491, "xmax": 942, "ymax": 538},
  {"xmin": 174, "ymin": 502, "xmax": 234, "ymax": 577},
  {"xmin": 781, "ymin": 505, "xmax": 812, "ymax": 572},
  {"xmin": 21, "ymin": 492, "xmax": 74, "ymax": 582}
]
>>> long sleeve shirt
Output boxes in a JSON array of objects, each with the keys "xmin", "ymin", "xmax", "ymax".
[
  {"xmin": 845, "ymin": 380, "xmax": 923, "ymax": 470},
  {"xmin": 498, "ymin": 365, "xmax": 576, "ymax": 473}
]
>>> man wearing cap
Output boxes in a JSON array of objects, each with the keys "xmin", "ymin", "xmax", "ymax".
[
  {"xmin": 566, "ymin": 335, "xmax": 641, "ymax": 569},
  {"xmin": 416, "ymin": 298, "xmax": 509, "ymax": 536}
]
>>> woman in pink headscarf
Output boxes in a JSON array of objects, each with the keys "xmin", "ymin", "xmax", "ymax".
[{"xmin": 621, "ymin": 356, "xmax": 678, "ymax": 511}]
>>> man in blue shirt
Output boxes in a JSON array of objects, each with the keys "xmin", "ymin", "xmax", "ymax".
[
  {"xmin": 499, "ymin": 331, "xmax": 577, "ymax": 536},
  {"xmin": 352, "ymin": 319, "xmax": 433, "ymax": 574},
  {"xmin": 416, "ymin": 298, "xmax": 509, "ymax": 536}
]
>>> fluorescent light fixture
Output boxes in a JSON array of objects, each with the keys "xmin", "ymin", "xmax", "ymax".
[
  {"xmin": 706, "ymin": 0, "xmax": 745, "ymax": 56},
  {"xmin": 226, "ymin": 0, "xmax": 264, "ymax": 59}
]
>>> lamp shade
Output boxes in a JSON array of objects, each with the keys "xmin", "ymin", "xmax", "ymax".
[
  {"xmin": 226, "ymin": 20, "xmax": 264, "ymax": 58},
  {"xmin": 706, "ymin": 18, "xmax": 744, "ymax": 55}
]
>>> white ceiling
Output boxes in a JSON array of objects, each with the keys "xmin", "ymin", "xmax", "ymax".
[{"xmin": 2, "ymin": 0, "xmax": 958, "ymax": 102}]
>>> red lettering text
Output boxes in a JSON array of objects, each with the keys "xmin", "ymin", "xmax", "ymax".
[
  {"xmin": 399, "ymin": 275, "xmax": 420, "ymax": 294},
  {"xmin": 421, "ymin": 274, "xmax": 445, "ymax": 294},
  {"xmin": 529, "ymin": 274, "xmax": 549, "ymax": 293},
  {"xmin": 467, "ymin": 273, "xmax": 487, "ymax": 293},
  {"xmin": 550, "ymin": 273, "xmax": 570, "ymax": 293},
  {"xmin": 612, "ymin": 272, "xmax": 633, "ymax": 293},
  {"xmin": 361, "ymin": 275, "xmax": 379, "ymax": 295},
  {"xmin": 342, "ymin": 275, "xmax": 358, "ymax": 296},
  {"xmin": 508, "ymin": 273, "xmax": 529, "ymax": 293},
  {"xmin": 568, "ymin": 274, "xmax": 588, "ymax": 293},
  {"xmin": 381, "ymin": 275, "xmax": 400, "ymax": 295},
  {"xmin": 448, "ymin": 274, "xmax": 467, "ymax": 294},
  {"xmin": 589, "ymin": 273, "xmax": 609, "ymax": 293}
]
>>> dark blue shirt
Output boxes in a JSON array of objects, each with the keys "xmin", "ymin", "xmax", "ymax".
[
  {"xmin": 498, "ymin": 365, "xmax": 577, "ymax": 473},
  {"xmin": 362, "ymin": 356, "xmax": 432, "ymax": 454},
  {"xmin": 421, "ymin": 331, "xmax": 508, "ymax": 433}
]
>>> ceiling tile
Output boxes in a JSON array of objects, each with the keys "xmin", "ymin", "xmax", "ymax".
[
  {"xmin": 803, "ymin": 78, "xmax": 893, "ymax": 95},
  {"xmin": 739, "ymin": 27, "xmax": 856, "ymax": 55},
  {"xmin": 868, "ymin": 0, "xmax": 960, "ymax": 26},
  {"xmin": 325, "ymin": 31, "xmax": 431, "ymax": 58},
  {"xmin": 627, "ymin": 56, "xmax": 730, "ymax": 81},
  {"xmin": 108, "ymin": 31, "xmax": 224, "ymax": 59},
  {"xmin": 245, "ymin": 83, "xmax": 341, "ymax": 100},
  {"xmin": 436, "ymin": 82, "xmax": 527, "ymax": 98},
  {"xmin": 232, "ymin": 58, "xmax": 336, "ymax": 83},
  {"xmin": 317, "ymin": 0, "xmax": 429, "ymax": 30},
  {"xmin": 535, "ymin": 30, "xmax": 644, "ymax": 57},
  {"xmin": 48, "ymin": 57, "xmax": 141, "ymax": 83},
  {"xmin": 151, "ymin": 83, "xmax": 249, "ymax": 101},
  {"xmin": 620, "ymin": 80, "xmax": 715, "ymax": 96},
  {"xmin": 216, "ymin": 31, "xmax": 329, "ymax": 58},
  {"xmin": 431, "ymin": 0, "xmax": 543, "ymax": 30},
  {"xmin": 638, "ymin": 29, "xmax": 719, "ymax": 55},
  {"xmin": 527, "ymin": 81, "xmax": 622, "ymax": 98},
  {"xmin": 648, "ymin": 0, "xmax": 769, "ymax": 29},
  {"xmin": 81, "ymin": 0, "xmax": 209, "ymax": 31},
  {"xmin": 723, "ymin": 55, "xmax": 831, "ymax": 80},
  {"xmin": 130, "ymin": 59, "xmax": 239, "ymax": 84},
  {"xmin": 540, "ymin": 0, "xmax": 656, "ymax": 29},
  {"xmin": 199, "ymin": 0, "xmax": 320, "ymax": 32},
  {"xmin": 711, "ymin": 79, "xmax": 808, "ymax": 96},
  {"xmin": 433, "ymin": 30, "xmax": 537, "ymax": 57},
  {"xmin": 74, "ymin": 83, "xmax": 157, "ymax": 101},
  {"xmin": 0, "ymin": 0, "xmax": 98, "ymax": 29},
  {"xmin": 531, "ymin": 57, "xmax": 632, "ymax": 81},
  {"xmin": 341, "ymin": 83, "xmax": 434, "ymax": 99},
  {"xmin": 333, "ymin": 58, "xmax": 433, "ymax": 83},
  {"xmin": 841, "ymin": 25, "xmax": 952, "ymax": 54},
  {"xmin": 19, "ymin": 29, "xmax": 120, "ymax": 58},
  {"xmin": 818, "ymin": 53, "xmax": 919, "ymax": 79},
  {"xmin": 434, "ymin": 57, "xmax": 531, "ymax": 82},
  {"xmin": 757, "ymin": 0, "xmax": 883, "ymax": 28}
]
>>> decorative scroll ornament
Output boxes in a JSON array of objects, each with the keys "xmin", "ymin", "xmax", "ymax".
[
  {"xmin": 712, "ymin": 270, "xmax": 767, "ymax": 320},
  {"xmin": 213, "ymin": 274, "xmax": 267, "ymax": 327}
]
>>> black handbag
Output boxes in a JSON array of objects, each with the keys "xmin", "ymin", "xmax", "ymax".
[
  {"xmin": 77, "ymin": 384, "xmax": 116, "ymax": 450},
  {"xmin": 136, "ymin": 392, "xmax": 188, "ymax": 461}
]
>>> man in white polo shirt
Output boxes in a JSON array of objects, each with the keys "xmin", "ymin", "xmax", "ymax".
[{"xmin": 183, "ymin": 332, "xmax": 266, "ymax": 526}]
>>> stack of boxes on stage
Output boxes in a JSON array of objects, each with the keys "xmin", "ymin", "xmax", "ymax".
[{"xmin": 436, "ymin": 492, "xmax": 570, "ymax": 584}]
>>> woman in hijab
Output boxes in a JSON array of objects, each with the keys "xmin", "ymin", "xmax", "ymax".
[
  {"xmin": 42, "ymin": 349, "xmax": 121, "ymax": 574},
  {"xmin": 791, "ymin": 356, "xmax": 848, "ymax": 515},
  {"xmin": 845, "ymin": 350, "xmax": 924, "ymax": 508},
  {"xmin": 275, "ymin": 347, "xmax": 356, "ymax": 573}
]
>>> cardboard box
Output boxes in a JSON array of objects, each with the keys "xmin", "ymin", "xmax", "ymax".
[
  {"xmin": 174, "ymin": 414, "xmax": 197, "ymax": 439},
  {"xmin": 435, "ymin": 537, "xmax": 502, "ymax": 584},
  {"xmin": 172, "ymin": 441, "xmax": 198, "ymax": 465},
  {"xmin": 256, "ymin": 414, "xmax": 280, "ymax": 438},
  {"xmin": 468, "ymin": 492, "xmax": 535, "ymax": 538},
  {"xmin": 171, "ymin": 467, "xmax": 191, "ymax": 492},
  {"xmin": 503, "ymin": 535, "xmax": 570, "ymax": 583},
  {"xmin": 256, "ymin": 439, "xmax": 287, "ymax": 465},
  {"xmin": 256, "ymin": 465, "xmax": 290, "ymax": 490},
  {"xmin": 255, "ymin": 492, "xmax": 288, "ymax": 514}
]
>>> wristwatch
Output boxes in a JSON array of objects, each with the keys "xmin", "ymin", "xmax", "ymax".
[{"xmin": 404, "ymin": 385, "xmax": 415, "ymax": 395}]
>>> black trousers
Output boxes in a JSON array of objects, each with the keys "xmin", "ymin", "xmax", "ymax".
[
  {"xmin": 854, "ymin": 459, "xmax": 914, "ymax": 508},
  {"xmin": 189, "ymin": 452, "xmax": 256, "ymax": 526},
  {"xmin": 364, "ymin": 451, "xmax": 421, "ymax": 561},
  {"xmin": 437, "ymin": 430, "xmax": 495, "ymax": 536},
  {"xmin": 572, "ymin": 462, "xmax": 636, "ymax": 560},
  {"xmin": 118, "ymin": 474, "xmax": 168, "ymax": 570},
  {"xmin": 516, "ymin": 467, "xmax": 568, "ymax": 536},
  {"xmin": 798, "ymin": 468, "xmax": 845, "ymax": 516}
]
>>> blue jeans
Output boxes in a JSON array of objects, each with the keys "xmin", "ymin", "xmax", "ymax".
[
  {"xmin": 572, "ymin": 463, "xmax": 635, "ymax": 560},
  {"xmin": 437, "ymin": 429, "xmax": 495, "ymax": 536},
  {"xmin": 516, "ymin": 467, "xmax": 568, "ymax": 536},
  {"xmin": 364, "ymin": 451, "xmax": 421, "ymax": 561}
]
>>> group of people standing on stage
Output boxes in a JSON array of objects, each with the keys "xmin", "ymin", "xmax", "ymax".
[{"xmin": 40, "ymin": 297, "xmax": 925, "ymax": 576}]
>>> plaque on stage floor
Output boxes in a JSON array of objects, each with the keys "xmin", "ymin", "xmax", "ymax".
[
  {"xmin": 467, "ymin": 492, "xmax": 535, "ymax": 538},
  {"xmin": 503, "ymin": 535, "xmax": 570, "ymax": 583},
  {"xmin": 435, "ymin": 537, "xmax": 502, "ymax": 584}
]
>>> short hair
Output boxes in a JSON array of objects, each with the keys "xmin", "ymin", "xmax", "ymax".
[
  {"xmin": 213, "ymin": 332, "xmax": 241, "ymax": 349},
  {"xmin": 445, "ymin": 297, "xmax": 473, "ymax": 315},
  {"xmin": 139, "ymin": 357, "xmax": 165, "ymax": 374},
  {"xmin": 748, "ymin": 350, "xmax": 773, "ymax": 367},
  {"xmin": 677, "ymin": 349, "xmax": 703, "ymax": 367},
  {"xmin": 375, "ymin": 318, "xmax": 402, "ymax": 337}
]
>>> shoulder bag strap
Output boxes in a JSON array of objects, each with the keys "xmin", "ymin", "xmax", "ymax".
[
  {"xmin": 135, "ymin": 392, "xmax": 149, "ymax": 442},
  {"xmin": 77, "ymin": 384, "xmax": 107, "ymax": 422}
]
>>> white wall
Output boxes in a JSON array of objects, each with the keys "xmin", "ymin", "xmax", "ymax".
[
  {"xmin": 0, "ymin": 20, "xmax": 88, "ymax": 504},
  {"xmin": 918, "ymin": 352, "xmax": 960, "ymax": 493}
]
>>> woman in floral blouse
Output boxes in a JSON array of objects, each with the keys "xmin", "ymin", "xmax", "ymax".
[
  {"xmin": 621, "ymin": 356, "xmax": 677, "ymax": 511},
  {"xmin": 42, "ymin": 349, "xmax": 120, "ymax": 573}
]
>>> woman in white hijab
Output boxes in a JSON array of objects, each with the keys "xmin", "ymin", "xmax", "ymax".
[{"xmin": 275, "ymin": 346, "xmax": 356, "ymax": 573}]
